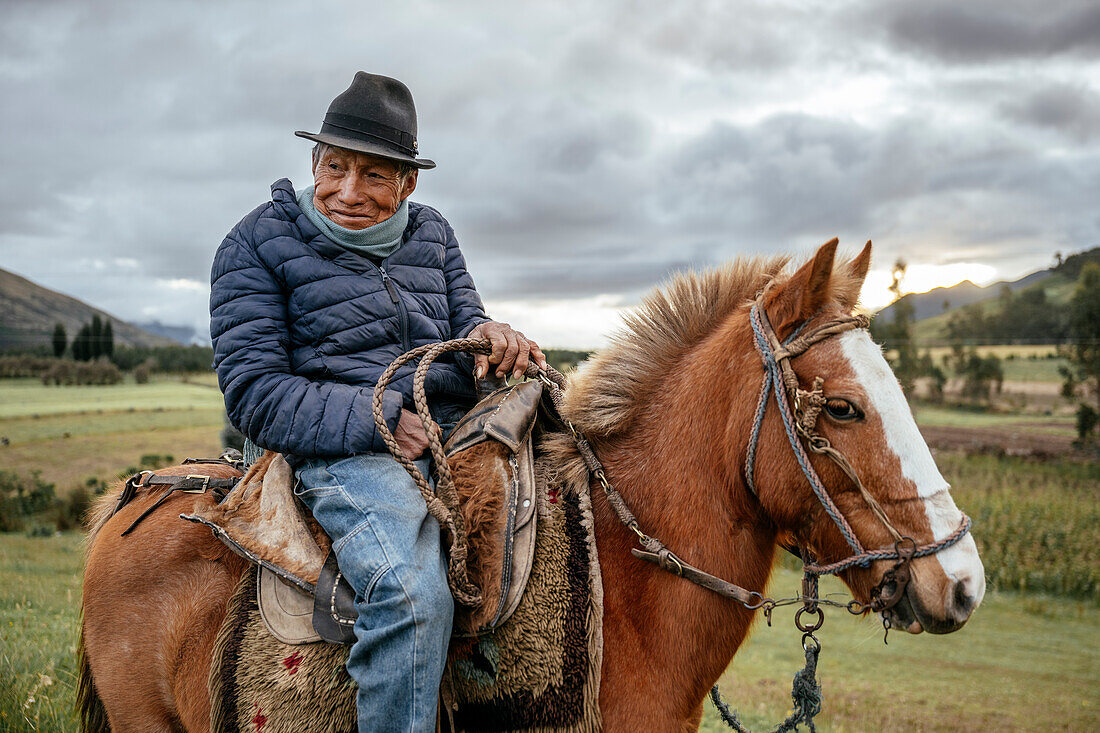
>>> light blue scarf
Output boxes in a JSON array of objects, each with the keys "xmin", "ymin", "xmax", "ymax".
[{"xmin": 297, "ymin": 186, "xmax": 408, "ymax": 259}]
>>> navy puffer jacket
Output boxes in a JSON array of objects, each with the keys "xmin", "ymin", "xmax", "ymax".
[{"xmin": 210, "ymin": 179, "xmax": 489, "ymax": 460}]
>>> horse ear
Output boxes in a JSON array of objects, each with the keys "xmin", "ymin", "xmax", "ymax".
[
  {"xmin": 833, "ymin": 240, "xmax": 873, "ymax": 310},
  {"xmin": 764, "ymin": 238, "xmax": 838, "ymax": 335}
]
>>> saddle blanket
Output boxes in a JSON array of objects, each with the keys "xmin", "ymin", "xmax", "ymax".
[{"xmin": 208, "ymin": 445, "xmax": 603, "ymax": 733}]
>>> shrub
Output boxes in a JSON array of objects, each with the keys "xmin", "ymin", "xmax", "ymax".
[
  {"xmin": 0, "ymin": 355, "xmax": 59, "ymax": 378},
  {"xmin": 133, "ymin": 359, "xmax": 154, "ymax": 384},
  {"xmin": 39, "ymin": 358, "xmax": 123, "ymax": 386},
  {"xmin": 139, "ymin": 454, "xmax": 174, "ymax": 469},
  {"xmin": 55, "ymin": 486, "xmax": 93, "ymax": 531},
  {"xmin": 0, "ymin": 470, "xmax": 58, "ymax": 533},
  {"xmin": 111, "ymin": 344, "xmax": 215, "ymax": 373}
]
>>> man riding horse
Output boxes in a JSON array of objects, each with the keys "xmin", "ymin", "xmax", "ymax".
[{"xmin": 209, "ymin": 72, "xmax": 545, "ymax": 733}]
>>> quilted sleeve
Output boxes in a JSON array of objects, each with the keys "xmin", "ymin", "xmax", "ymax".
[{"xmin": 210, "ymin": 229, "xmax": 403, "ymax": 457}]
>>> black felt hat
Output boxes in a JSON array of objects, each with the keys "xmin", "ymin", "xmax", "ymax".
[{"xmin": 295, "ymin": 72, "xmax": 435, "ymax": 169}]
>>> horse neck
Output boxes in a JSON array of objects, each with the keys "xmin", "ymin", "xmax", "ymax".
[{"xmin": 592, "ymin": 314, "xmax": 778, "ymax": 705}]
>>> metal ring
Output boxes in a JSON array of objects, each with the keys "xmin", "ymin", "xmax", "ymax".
[
  {"xmin": 802, "ymin": 633, "xmax": 821, "ymax": 653},
  {"xmin": 795, "ymin": 606, "xmax": 825, "ymax": 633}
]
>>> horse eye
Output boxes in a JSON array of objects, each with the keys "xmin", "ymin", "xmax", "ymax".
[{"xmin": 824, "ymin": 398, "xmax": 861, "ymax": 422}]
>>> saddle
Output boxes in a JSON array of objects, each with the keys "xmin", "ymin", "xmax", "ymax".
[{"xmin": 182, "ymin": 380, "xmax": 551, "ymax": 645}]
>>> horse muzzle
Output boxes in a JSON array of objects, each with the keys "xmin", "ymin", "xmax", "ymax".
[{"xmin": 885, "ymin": 551, "xmax": 986, "ymax": 635}]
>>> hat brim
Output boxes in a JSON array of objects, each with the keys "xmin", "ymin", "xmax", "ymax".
[{"xmin": 295, "ymin": 131, "xmax": 436, "ymax": 169}]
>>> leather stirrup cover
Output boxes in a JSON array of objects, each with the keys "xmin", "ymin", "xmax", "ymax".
[{"xmin": 311, "ymin": 549, "xmax": 357, "ymax": 645}]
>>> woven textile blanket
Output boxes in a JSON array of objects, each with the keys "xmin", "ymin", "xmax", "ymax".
[{"xmin": 208, "ymin": 445, "xmax": 603, "ymax": 733}]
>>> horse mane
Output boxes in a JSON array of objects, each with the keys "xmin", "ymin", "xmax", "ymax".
[{"xmin": 564, "ymin": 255, "xmax": 790, "ymax": 438}]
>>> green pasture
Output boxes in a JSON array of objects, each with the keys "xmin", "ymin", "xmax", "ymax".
[
  {"xmin": 1, "ymin": 425, "xmax": 225, "ymax": 491},
  {"xmin": 0, "ymin": 377, "xmax": 1097, "ymax": 730},
  {"xmin": 701, "ymin": 569, "xmax": 1098, "ymax": 732},
  {"xmin": 1, "ymin": 532, "xmax": 1096, "ymax": 732},
  {"xmin": 889, "ymin": 344, "xmax": 1067, "ymax": 383},
  {"xmin": 0, "ymin": 408, "xmax": 224, "ymax": 445},
  {"xmin": 0, "ymin": 377, "xmax": 225, "ymax": 490},
  {"xmin": 912, "ymin": 405, "xmax": 1075, "ymax": 435},
  {"xmin": 0, "ymin": 378, "xmax": 223, "ymax": 419}
]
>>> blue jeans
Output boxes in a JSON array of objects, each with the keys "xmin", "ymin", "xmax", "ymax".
[{"xmin": 295, "ymin": 453, "xmax": 452, "ymax": 733}]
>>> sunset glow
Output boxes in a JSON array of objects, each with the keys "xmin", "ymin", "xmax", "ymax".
[{"xmin": 859, "ymin": 263, "xmax": 999, "ymax": 312}]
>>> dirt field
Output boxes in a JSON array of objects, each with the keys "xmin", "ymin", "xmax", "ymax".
[{"xmin": 920, "ymin": 424, "xmax": 1077, "ymax": 459}]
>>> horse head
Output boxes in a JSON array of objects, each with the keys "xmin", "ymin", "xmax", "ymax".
[{"xmin": 753, "ymin": 239, "xmax": 985, "ymax": 634}]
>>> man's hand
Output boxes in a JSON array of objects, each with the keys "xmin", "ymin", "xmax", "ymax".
[
  {"xmin": 394, "ymin": 408, "xmax": 430, "ymax": 458},
  {"xmin": 468, "ymin": 321, "xmax": 548, "ymax": 380}
]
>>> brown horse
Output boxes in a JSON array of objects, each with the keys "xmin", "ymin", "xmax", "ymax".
[{"xmin": 79, "ymin": 241, "xmax": 984, "ymax": 731}]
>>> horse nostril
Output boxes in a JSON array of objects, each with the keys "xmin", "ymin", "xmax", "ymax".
[{"xmin": 950, "ymin": 578, "xmax": 974, "ymax": 619}]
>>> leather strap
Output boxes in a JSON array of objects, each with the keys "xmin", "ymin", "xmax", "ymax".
[
  {"xmin": 631, "ymin": 548, "xmax": 765, "ymax": 607},
  {"xmin": 118, "ymin": 472, "xmax": 241, "ymax": 537}
]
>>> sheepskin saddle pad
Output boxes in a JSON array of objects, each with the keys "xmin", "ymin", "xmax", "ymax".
[{"xmin": 207, "ymin": 435, "xmax": 603, "ymax": 733}]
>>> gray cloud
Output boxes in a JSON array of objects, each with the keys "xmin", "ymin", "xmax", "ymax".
[
  {"xmin": 1, "ymin": 0, "xmax": 1097, "ymax": 343},
  {"xmin": 1001, "ymin": 84, "xmax": 1100, "ymax": 142},
  {"xmin": 876, "ymin": 0, "xmax": 1100, "ymax": 63}
]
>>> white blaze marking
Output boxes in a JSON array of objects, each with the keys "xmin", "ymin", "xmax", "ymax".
[{"xmin": 838, "ymin": 331, "xmax": 984, "ymax": 598}]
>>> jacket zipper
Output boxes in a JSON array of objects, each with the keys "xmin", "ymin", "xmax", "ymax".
[{"xmin": 379, "ymin": 265, "xmax": 412, "ymax": 352}]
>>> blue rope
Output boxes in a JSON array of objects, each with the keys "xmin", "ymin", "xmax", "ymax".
[
  {"xmin": 745, "ymin": 372, "xmax": 771, "ymax": 496},
  {"xmin": 749, "ymin": 305, "xmax": 864, "ymax": 557},
  {"xmin": 746, "ymin": 321, "xmax": 810, "ymax": 496}
]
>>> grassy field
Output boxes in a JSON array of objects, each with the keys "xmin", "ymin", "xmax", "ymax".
[
  {"xmin": 700, "ymin": 569, "xmax": 1099, "ymax": 732},
  {"xmin": 0, "ymin": 533, "xmax": 82, "ymax": 733},
  {"xmin": 0, "ymin": 376, "xmax": 1097, "ymax": 730},
  {"xmin": 941, "ymin": 454, "xmax": 1099, "ymax": 601},
  {"xmin": 0, "ymin": 378, "xmax": 223, "ymax": 419},
  {"xmin": 1, "ymin": 534, "xmax": 1096, "ymax": 732},
  {"xmin": 0, "ymin": 377, "xmax": 224, "ymax": 490},
  {"xmin": 911, "ymin": 405, "xmax": 1075, "ymax": 435}
]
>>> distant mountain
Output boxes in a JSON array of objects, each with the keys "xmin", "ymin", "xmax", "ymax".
[
  {"xmin": 131, "ymin": 320, "xmax": 203, "ymax": 346},
  {"xmin": 875, "ymin": 247, "xmax": 1099, "ymax": 331},
  {"xmin": 0, "ymin": 267, "xmax": 177, "ymax": 351},
  {"xmin": 876, "ymin": 270, "xmax": 1057, "ymax": 323}
]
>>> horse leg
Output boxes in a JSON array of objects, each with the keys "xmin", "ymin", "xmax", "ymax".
[
  {"xmin": 83, "ymin": 492, "xmax": 245, "ymax": 732},
  {"xmin": 167, "ymin": 561, "xmax": 247, "ymax": 732}
]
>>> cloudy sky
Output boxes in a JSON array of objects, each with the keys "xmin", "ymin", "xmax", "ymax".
[{"xmin": 2, "ymin": 0, "xmax": 1097, "ymax": 347}]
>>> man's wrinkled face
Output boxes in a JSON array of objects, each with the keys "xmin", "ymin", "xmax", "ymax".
[{"xmin": 312, "ymin": 146, "xmax": 417, "ymax": 230}]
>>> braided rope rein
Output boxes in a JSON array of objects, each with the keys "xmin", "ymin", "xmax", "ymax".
[
  {"xmin": 372, "ymin": 338, "xmax": 574, "ymax": 608},
  {"xmin": 371, "ymin": 337, "xmax": 494, "ymax": 607}
]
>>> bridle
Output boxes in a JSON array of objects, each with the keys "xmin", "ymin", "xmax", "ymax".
[
  {"xmin": 539, "ymin": 295, "xmax": 972, "ymax": 623},
  {"xmin": 745, "ymin": 299, "xmax": 972, "ymax": 601}
]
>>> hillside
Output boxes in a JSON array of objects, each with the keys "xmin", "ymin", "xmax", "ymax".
[
  {"xmin": 876, "ymin": 246, "xmax": 1099, "ymax": 343},
  {"xmin": 0, "ymin": 267, "xmax": 177, "ymax": 350}
]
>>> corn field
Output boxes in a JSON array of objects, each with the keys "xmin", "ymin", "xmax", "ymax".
[{"xmin": 940, "ymin": 453, "xmax": 1099, "ymax": 604}]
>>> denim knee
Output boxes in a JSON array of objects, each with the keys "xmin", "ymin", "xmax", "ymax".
[{"xmin": 380, "ymin": 560, "xmax": 454, "ymax": 633}]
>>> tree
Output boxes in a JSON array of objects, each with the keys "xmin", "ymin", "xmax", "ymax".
[
  {"xmin": 72, "ymin": 324, "xmax": 92, "ymax": 361},
  {"xmin": 883, "ymin": 260, "xmax": 921, "ymax": 396},
  {"xmin": 955, "ymin": 349, "xmax": 1003, "ymax": 403},
  {"xmin": 102, "ymin": 320, "xmax": 114, "ymax": 358},
  {"xmin": 51, "ymin": 323, "xmax": 67, "ymax": 358},
  {"xmin": 90, "ymin": 315, "xmax": 104, "ymax": 359},
  {"xmin": 1061, "ymin": 263, "xmax": 1100, "ymax": 441}
]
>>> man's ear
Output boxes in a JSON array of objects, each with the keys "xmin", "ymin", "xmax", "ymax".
[
  {"xmin": 763, "ymin": 238, "xmax": 838, "ymax": 338},
  {"xmin": 400, "ymin": 169, "xmax": 419, "ymax": 201}
]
